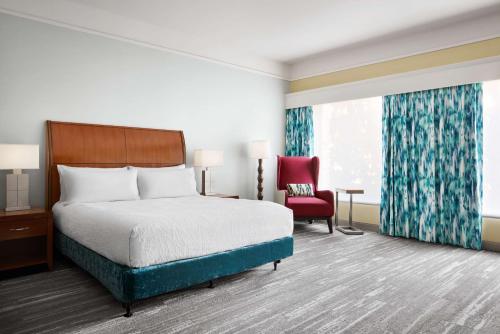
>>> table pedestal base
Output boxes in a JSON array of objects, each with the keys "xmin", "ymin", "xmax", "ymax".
[
  {"xmin": 335, "ymin": 189, "xmax": 365, "ymax": 236},
  {"xmin": 335, "ymin": 225, "xmax": 364, "ymax": 235}
]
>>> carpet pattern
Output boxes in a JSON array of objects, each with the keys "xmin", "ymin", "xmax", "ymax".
[{"xmin": 2, "ymin": 222, "xmax": 500, "ymax": 333}]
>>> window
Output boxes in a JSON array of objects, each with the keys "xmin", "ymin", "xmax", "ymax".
[
  {"xmin": 483, "ymin": 79, "xmax": 500, "ymax": 217},
  {"xmin": 313, "ymin": 97, "xmax": 382, "ymax": 204},
  {"xmin": 313, "ymin": 80, "xmax": 499, "ymax": 214}
]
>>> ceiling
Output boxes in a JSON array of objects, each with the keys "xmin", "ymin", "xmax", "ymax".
[{"xmin": 1, "ymin": 0, "xmax": 500, "ymax": 79}]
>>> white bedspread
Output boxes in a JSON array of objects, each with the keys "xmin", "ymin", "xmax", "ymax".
[{"xmin": 53, "ymin": 196, "xmax": 293, "ymax": 268}]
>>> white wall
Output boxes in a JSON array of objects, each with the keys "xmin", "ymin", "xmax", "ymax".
[{"xmin": 0, "ymin": 13, "xmax": 288, "ymax": 209}]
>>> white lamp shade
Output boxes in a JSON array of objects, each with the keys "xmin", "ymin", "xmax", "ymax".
[
  {"xmin": 249, "ymin": 140, "xmax": 270, "ymax": 159},
  {"xmin": 0, "ymin": 144, "xmax": 39, "ymax": 170},
  {"xmin": 193, "ymin": 149, "xmax": 224, "ymax": 167}
]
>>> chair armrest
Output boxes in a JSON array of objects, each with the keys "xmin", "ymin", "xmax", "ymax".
[
  {"xmin": 275, "ymin": 189, "xmax": 288, "ymax": 206},
  {"xmin": 316, "ymin": 190, "xmax": 334, "ymax": 205}
]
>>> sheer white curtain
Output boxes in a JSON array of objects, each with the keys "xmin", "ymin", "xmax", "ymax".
[
  {"xmin": 483, "ymin": 79, "xmax": 500, "ymax": 217},
  {"xmin": 313, "ymin": 97, "xmax": 382, "ymax": 203}
]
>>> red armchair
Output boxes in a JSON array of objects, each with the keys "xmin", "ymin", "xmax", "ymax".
[{"xmin": 276, "ymin": 155, "xmax": 334, "ymax": 233}]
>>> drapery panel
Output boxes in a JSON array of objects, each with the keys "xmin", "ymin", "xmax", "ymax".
[
  {"xmin": 285, "ymin": 106, "xmax": 314, "ymax": 156},
  {"xmin": 380, "ymin": 83, "xmax": 483, "ymax": 250}
]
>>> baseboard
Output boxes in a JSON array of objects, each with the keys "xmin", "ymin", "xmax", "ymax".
[
  {"xmin": 483, "ymin": 240, "xmax": 500, "ymax": 252},
  {"xmin": 348, "ymin": 222, "xmax": 500, "ymax": 252},
  {"xmin": 352, "ymin": 221, "xmax": 379, "ymax": 232}
]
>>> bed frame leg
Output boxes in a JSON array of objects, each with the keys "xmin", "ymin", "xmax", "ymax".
[
  {"xmin": 123, "ymin": 303, "xmax": 133, "ymax": 317},
  {"xmin": 208, "ymin": 280, "xmax": 215, "ymax": 289},
  {"xmin": 273, "ymin": 260, "xmax": 281, "ymax": 271}
]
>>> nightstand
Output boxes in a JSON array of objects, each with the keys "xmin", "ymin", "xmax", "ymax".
[
  {"xmin": 0, "ymin": 208, "xmax": 53, "ymax": 271},
  {"xmin": 203, "ymin": 193, "xmax": 239, "ymax": 199}
]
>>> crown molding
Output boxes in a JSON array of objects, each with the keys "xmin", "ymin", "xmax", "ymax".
[
  {"xmin": 0, "ymin": 6, "xmax": 290, "ymax": 80},
  {"xmin": 2, "ymin": 1, "xmax": 499, "ymax": 82},
  {"xmin": 290, "ymin": 9, "xmax": 500, "ymax": 80}
]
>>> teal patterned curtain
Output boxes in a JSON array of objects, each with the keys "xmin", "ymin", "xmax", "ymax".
[
  {"xmin": 285, "ymin": 106, "xmax": 314, "ymax": 156},
  {"xmin": 380, "ymin": 83, "xmax": 483, "ymax": 250}
]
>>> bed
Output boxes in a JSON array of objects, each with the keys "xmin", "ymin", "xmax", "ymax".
[{"xmin": 46, "ymin": 121, "xmax": 294, "ymax": 317}]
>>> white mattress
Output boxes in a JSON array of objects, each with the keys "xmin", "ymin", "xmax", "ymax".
[{"xmin": 53, "ymin": 196, "xmax": 293, "ymax": 268}]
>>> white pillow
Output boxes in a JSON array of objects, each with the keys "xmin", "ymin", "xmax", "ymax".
[
  {"xmin": 135, "ymin": 167, "xmax": 198, "ymax": 199},
  {"xmin": 57, "ymin": 165, "xmax": 139, "ymax": 204},
  {"xmin": 129, "ymin": 164, "xmax": 185, "ymax": 170}
]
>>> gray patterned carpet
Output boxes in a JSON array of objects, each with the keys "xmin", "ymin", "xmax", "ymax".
[{"xmin": 2, "ymin": 222, "xmax": 500, "ymax": 334}]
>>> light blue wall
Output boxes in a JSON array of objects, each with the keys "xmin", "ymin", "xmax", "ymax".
[{"xmin": 0, "ymin": 13, "xmax": 287, "ymax": 208}]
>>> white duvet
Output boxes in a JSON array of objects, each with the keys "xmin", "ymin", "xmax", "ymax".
[{"xmin": 53, "ymin": 196, "xmax": 293, "ymax": 268}]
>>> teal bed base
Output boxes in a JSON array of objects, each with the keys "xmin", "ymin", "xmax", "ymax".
[{"xmin": 55, "ymin": 230, "xmax": 293, "ymax": 316}]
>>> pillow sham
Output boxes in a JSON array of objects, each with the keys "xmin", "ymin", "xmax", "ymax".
[
  {"xmin": 129, "ymin": 164, "xmax": 185, "ymax": 170},
  {"xmin": 134, "ymin": 167, "xmax": 198, "ymax": 199},
  {"xmin": 286, "ymin": 183, "xmax": 314, "ymax": 197},
  {"xmin": 57, "ymin": 165, "xmax": 139, "ymax": 204}
]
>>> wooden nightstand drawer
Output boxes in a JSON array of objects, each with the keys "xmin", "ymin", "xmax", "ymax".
[
  {"xmin": 0, "ymin": 208, "xmax": 53, "ymax": 272},
  {"xmin": 0, "ymin": 219, "xmax": 47, "ymax": 241}
]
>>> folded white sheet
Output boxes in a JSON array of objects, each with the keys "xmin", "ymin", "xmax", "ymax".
[{"xmin": 53, "ymin": 196, "xmax": 293, "ymax": 268}]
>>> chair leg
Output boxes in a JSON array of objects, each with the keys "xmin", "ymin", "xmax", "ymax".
[
  {"xmin": 122, "ymin": 302, "xmax": 133, "ymax": 317},
  {"xmin": 327, "ymin": 217, "xmax": 333, "ymax": 234},
  {"xmin": 273, "ymin": 260, "xmax": 281, "ymax": 271}
]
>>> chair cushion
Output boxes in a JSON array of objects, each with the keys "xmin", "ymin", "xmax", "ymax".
[{"xmin": 286, "ymin": 196, "xmax": 333, "ymax": 218}]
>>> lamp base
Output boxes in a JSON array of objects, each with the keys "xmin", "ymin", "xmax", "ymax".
[
  {"xmin": 5, "ymin": 172, "xmax": 31, "ymax": 212},
  {"xmin": 5, "ymin": 205, "xmax": 31, "ymax": 212},
  {"xmin": 257, "ymin": 159, "xmax": 264, "ymax": 200}
]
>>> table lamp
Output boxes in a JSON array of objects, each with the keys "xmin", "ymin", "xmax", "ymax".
[
  {"xmin": 193, "ymin": 149, "xmax": 223, "ymax": 195},
  {"xmin": 0, "ymin": 144, "xmax": 39, "ymax": 211},
  {"xmin": 249, "ymin": 140, "xmax": 270, "ymax": 200}
]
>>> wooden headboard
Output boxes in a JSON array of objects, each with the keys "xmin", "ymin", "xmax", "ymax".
[{"xmin": 46, "ymin": 121, "xmax": 186, "ymax": 209}]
